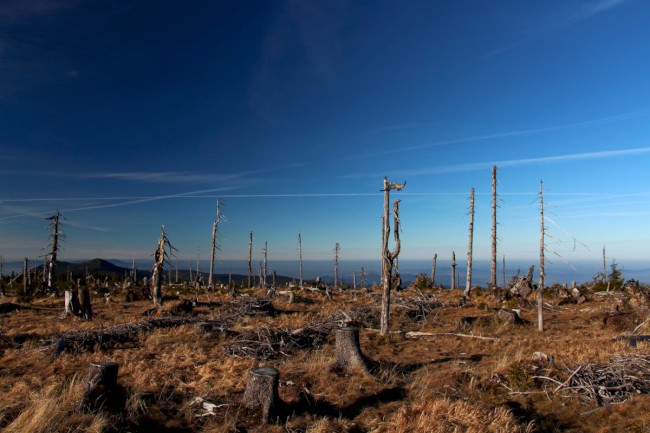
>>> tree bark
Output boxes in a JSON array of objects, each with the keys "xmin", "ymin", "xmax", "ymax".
[
  {"xmin": 243, "ymin": 367, "xmax": 281, "ymax": 423},
  {"xmin": 298, "ymin": 230, "xmax": 303, "ymax": 289}
]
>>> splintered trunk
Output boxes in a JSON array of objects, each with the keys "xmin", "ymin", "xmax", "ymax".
[
  {"xmin": 334, "ymin": 242, "xmax": 340, "ymax": 292},
  {"xmin": 538, "ymin": 180, "xmax": 545, "ymax": 332},
  {"xmin": 465, "ymin": 187, "xmax": 474, "ymax": 296},
  {"xmin": 451, "ymin": 251, "xmax": 456, "ymax": 290},
  {"xmin": 298, "ymin": 230, "xmax": 303, "ymax": 289},
  {"xmin": 84, "ymin": 362, "xmax": 119, "ymax": 406},
  {"xmin": 152, "ymin": 226, "xmax": 166, "ymax": 306},
  {"xmin": 209, "ymin": 220, "xmax": 217, "ymax": 288},
  {"xmin": 431, "ymin": 254, "xmax": 437, "ymax": 287},
  {"xmin": 248, "ymin": 230, "xmax": 253, "ymax": 288},
  {"xmin": 491, "ymin": 166, "xmax": 497, "ymax": 288},
  {"xmin": 380, "ymin": 177, "xmax": 405, "ymax": 336}
]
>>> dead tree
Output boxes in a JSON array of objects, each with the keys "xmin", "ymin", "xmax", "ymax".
[
  {"xmin": 465, "ymin": 187, "xmax": 475, "ymax": 296},
  {"xmin": 208, "ymin": 199, "xmax": 226, "ymax": 289},
  {"xmin": 298, "ymin": 229, "xmax": 303, "ymax": 289},
  {"xmin": 353, "ymin": 271, "xmax": 356, "ymax": 290},
  {"xmin": 431, "ymin": 253, "xmax": 437, "ymax": 287},
  {"xmin": 450, "ymin": 251, "xmax": 456, "ymax": 290},
  {"xmin": 243, "ymin": 367, "xmax": 282, "ymax": 423},
  {"xmin": 602, "ymin": 245, "xmax": 607, "ymax": 283},
  {"xmin": 334, "ymin": 242, "xmax": 340, "ymax": 292},
  {"xmin": 380, "ymin": 177, "xmax": 406, "ymax": 336},
  {"xmin": 151, "ymin": 225, "xmax": 176, "ymax": 306},
  {"xmin": 45, "ymin": 210, "xmax": 64, "ymax": 294},
  {"xmin": 538, "ymin": 180, "xmax": 545, "ymax": 332},
  {"xmin": 361, "ymin": 267, "xmax": 366, "ymax": 291},
  {"xmin": 22, "ymin": 257, "xmax": 29, "ymax": 295},
  {"xmin": 64, "ymin": 286, "xmax": 81, "ymax": 317},
  {"xmin": 262, "ymin": 241, "xmax": 268, "ymax": 288},
  {"xmin": 491, "ymin": 166, "xmax": 498, "ymax": 289},
  {"xmin": 502, "ymin": 255, "xmax": 506, "ymax": 289},
  {"xmin": 248, "ymin": 230, "xmax": 253, "ymax": 288}
]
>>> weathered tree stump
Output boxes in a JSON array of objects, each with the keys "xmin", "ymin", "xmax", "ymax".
[
  {"xmin": 64, "ymin": 290, "xmax": 81, "ymax": 317},
  {"xmin": 195, "ymin": 322, "xmax": 213, "ymax": 334},
  {"xmin": 81, "ymin": 287, "xmax": 92, "ymax": 320},
  {"xmin": 243, "ymin": 367, "xmax": 281, "ymax": 423},
  {"xmin": 335, "ymin": 327, "xmax": 371, "ymax": 374},
  {"xmin": 84, "ymin": 361, "xmax": 119, "ymax": 406}
]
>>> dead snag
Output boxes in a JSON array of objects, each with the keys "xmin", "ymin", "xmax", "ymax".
[
  {"xmin": 380, "ymin": 177, "xmax": 406, "ymax": 336},
  {"xmin": 491, "ymin": 165, "xmax": 497, "ymax": 289},
  {"xmin": 84, "ymin": 361, "xmax": 119, "ymax": 406},
  {"xmin": 334, "ymin": 327, "xmax": 371, "ymax": 375},
  {"xmin": 538, "ymin": 180, "xmax": 545, "ymax": 332},
  {"xmin": 465, "ymin": 187, "xmax": 475, "ymax": 296},
  {"xmin": 243, "ymin": 367, "xmax": 281, "ymax": 423}
]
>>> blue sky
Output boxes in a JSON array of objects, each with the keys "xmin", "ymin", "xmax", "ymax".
[{"xmin": 1, "ymin": 0, "xmax": 649, "ymax": 275}]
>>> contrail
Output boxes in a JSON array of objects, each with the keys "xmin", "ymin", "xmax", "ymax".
[{"xmin": 379, "ymin": 147, "xmax": 650, "ymax": 177}]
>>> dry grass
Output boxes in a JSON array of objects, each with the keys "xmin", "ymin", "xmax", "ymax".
[{"xmin": 1, "ymin": 286, "xmax": 650, "ymax": 432}]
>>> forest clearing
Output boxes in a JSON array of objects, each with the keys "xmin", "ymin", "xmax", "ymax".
[{"xmin": 1, "ymin": 275, "xmax": 650, "ymax": 433}]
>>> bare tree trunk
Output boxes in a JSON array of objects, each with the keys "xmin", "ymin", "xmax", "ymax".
[
  {"xmin": 298, "ymin": 230, "xmax": 303, "ymax": 289},
  {"xmin": 361, "ymin": 267, "xmax": 366, "ymax": 291},
  {"xmin": 538, "ymin": 180, "xmax": 545, "ymax": 332},
  {"xmin": 263, "ymin": 241, "xmax": 268, "ymax": 288},
  {"xmin": 248, "ymin": 230, "xmax": 253, "ymax": 288},
  {"xmin": 334, "ymin": 242, "xmax": 340, "ymax": 292},
  {"xmin": 189, "ymin": 260, "xmax": 193, "ymax": 283},
  {"xmin": 353, "ymin": 271, "xmax": 356, "ymax": 290},
  {"xmin": 451, "ymin": 251, "xmax": 456, "ymax": 290},
  {"xmin": 602, "ymin": 245, "xmax": 606, "ymax": 283},
  {"xmin": 465, "ymin": 187, "xmax": 474, "ymax": 296},
  {"xmin": 431, "ymin": 253, "xmax": 437, "ymax": 287},
  {"xmin": 380, "ymin": 177, "xmax": 405, "ymax": 336},
  {"xmin": 152, "ymin": 226, "xmax": 167, "ymax": 306},
  {"xmin": 491, "ymin": 166, "xmax": 497, "ymax": 289},
  {"xmin": 209, "ymin": 220, "xmax": 217, "ymax": 288},
  {"xmin": 46, "ymin": 210, "xmax": 62, "ymax": 294},
  {"xmin": 502, "ymin": 255, "xmax": 506, "ymax": 289},
  {"xmin": 23, "ymin": 257, "xmax": 28, "ymax": 295}
]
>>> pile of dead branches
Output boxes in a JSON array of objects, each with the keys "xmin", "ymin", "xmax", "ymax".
[
  {"xmin": 393, "ymin": 292, "xmax": 442, "ymax": 322},
  {"xmin": 223, "ymin": 296, "xmax": 276, "ymax": 317},
  {"xmin": 223, "ymin": 306, "xmax": 381, "ymax": 360},
  {"xmin": 44, "ymin": 316, "xmax": 234, "ymax": 356},
  {"xmin": 223, "ymin": 325, "xmax": 329, "ymax": 360},
  {"xmin": 552, "ymin": 354, "xmax": 650, "ymax": 405}
]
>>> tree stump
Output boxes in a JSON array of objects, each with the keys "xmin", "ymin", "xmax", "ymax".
[
  {"xmin": 335, "ymin": 327, "xmax": 371, "ymax": 374},
  {"xmin": 84, "ymin": 362, "xmax": 119, "ymax": 406},
  {"xmin": 242, "ymin": 367, "xmax": 281, "ymax": 423},
  {"xmin": 81, "ymin": 287, "xmax": 92, "ymax": 320},
  {"xmin": 195, "ymin": 322, "xmax": 213, "ymax": 334}
]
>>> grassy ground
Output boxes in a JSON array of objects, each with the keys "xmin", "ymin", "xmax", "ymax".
[{"xmin": 0, "ymin": 284, "xmax": 649, "ymax": 432}]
